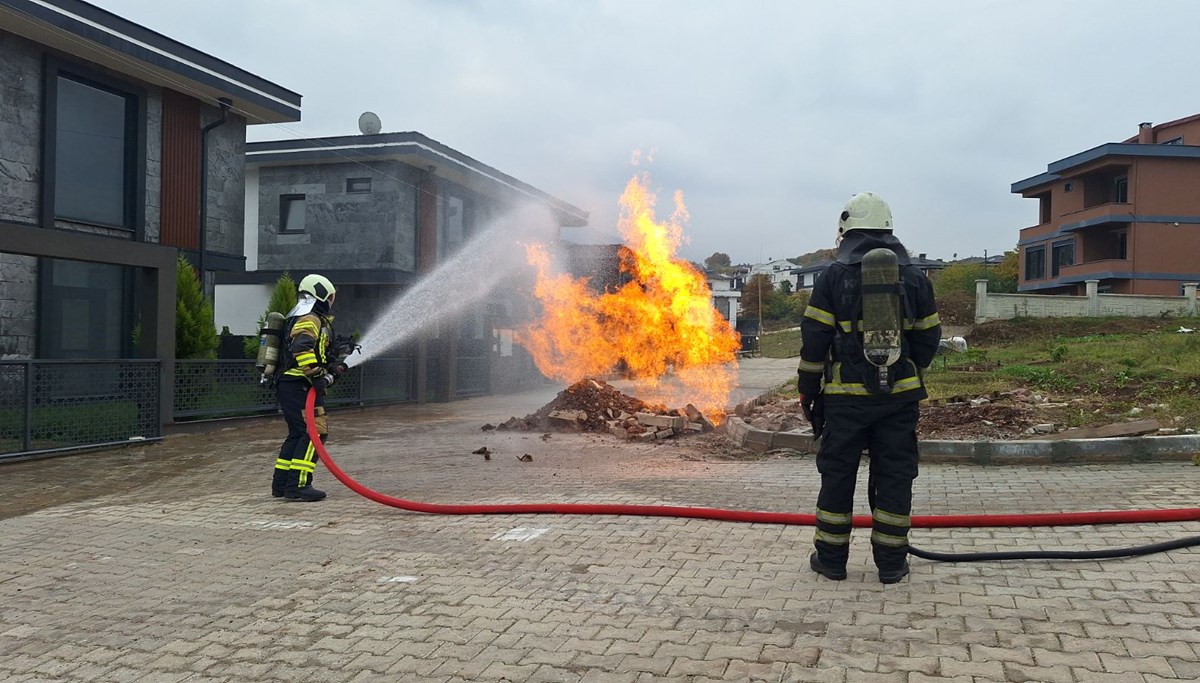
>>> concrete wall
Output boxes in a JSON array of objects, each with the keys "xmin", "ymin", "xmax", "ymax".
[
  {"xmin": 256, "ymin": 161, "xmax": 421, "ymax": 273},
  {"xmin": 977, "ymin": 279, "xmax": 1199, "ymax": 323}
]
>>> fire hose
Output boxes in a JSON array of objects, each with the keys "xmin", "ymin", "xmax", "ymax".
[{"xmin": 304, "ymin": 388, "xmax": 1200, "ymax": 563}]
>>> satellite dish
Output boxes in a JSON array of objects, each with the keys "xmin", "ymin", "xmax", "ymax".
[{"xmin": 358, "ymin": 111, "xmax": 382, "ymax": 135}]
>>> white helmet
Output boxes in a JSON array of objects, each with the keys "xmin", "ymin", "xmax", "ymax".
[
  {"xmin": 298, "ymin": 273, "xmax": 336, "ymax": 303},
  {"xmin": 837, "ymin": 192, "xmax": 893, "ymax": 240}
]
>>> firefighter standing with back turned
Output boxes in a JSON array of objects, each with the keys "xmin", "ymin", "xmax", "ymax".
[
  {"xmin": 272, "ymin": 274, "xmax": 340, "ymax": 502},
  {"xmin": 797, "ymin": 192, "xmax": 941, "ymax": 583}
]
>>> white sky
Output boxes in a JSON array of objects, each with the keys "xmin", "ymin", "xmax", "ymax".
[{"xmin": 95, "ymin": 0, "xmax": 1200, "ymax": 264}]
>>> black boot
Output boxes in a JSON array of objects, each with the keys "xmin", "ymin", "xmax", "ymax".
[
  {"xmin": 271, "ymin": 468, "xmax": 290, "ymax": 498},
  {"xmin": 809, "ymin": 552, "xmax": 847, "ymax": 581},
  {"xmin": 874, "ymin": 543, "xmax": 910, "ymax": 584},
  {"xmin": 878, "ymin": 562, "xmax": 910, "ymax": 584},
  {"xmin": 283, "ymin": 469, "xmax": 326, "ymax": 502}
]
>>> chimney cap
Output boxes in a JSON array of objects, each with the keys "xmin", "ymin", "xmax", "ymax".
[{"xmin": 1139, "ymin": 121, "xmax": 1153, "ymax": 128}]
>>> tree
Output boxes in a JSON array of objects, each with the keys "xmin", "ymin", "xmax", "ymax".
[
  {"xmin": 933, "ymin": 252, "xmax": 1019, "ymax": 298},
  {"xmin": 740, "ymin": 274, "xmax": 778, "ymax": 321},
  {"xmin": 244, "ymin": 273, "xmax": 298, "ymax": 358},
  {"xmin": 175, "ymin": 255, "xmax": 218, "ymax": 359},
  {"xmin": 993, "ymin": 250, "xmax": 1018, "ymax": 292},
  {"xmin": 703, "ymin": 251, "xmax": 732, "ymax": 272},
  {"xmin": 778, "ymin": 279, "xmax": 793, "ymax": 295},
  {"xmin": 787, "ymin": 290, "xmax": 811, "ymax": 323}
]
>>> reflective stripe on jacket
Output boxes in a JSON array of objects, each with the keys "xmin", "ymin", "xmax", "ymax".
[{"xmin": 282, "ymin": 313, "xmax": 332, "ymax": 381}]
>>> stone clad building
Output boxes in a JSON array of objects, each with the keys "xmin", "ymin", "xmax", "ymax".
[
  {"xmin": 0, "ymin": 0, "xmax": 300, "ymax": 451},
  {"xmin": 216, "ymin": 129, "xmax": 589, "ymax": 402}
]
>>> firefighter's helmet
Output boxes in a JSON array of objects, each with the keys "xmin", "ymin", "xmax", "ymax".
[
  {"xmin": 837, "ymin": 192, "xmax": 893, "ymax": 239},
  {"xmin": 298, "ymin": 273, "xmax": 336, "ymax": 304}
]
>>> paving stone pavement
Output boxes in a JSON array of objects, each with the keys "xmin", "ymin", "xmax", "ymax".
[{"xmin": 1, "ymin": 359, "xmax": 1198, "ymax": 682}]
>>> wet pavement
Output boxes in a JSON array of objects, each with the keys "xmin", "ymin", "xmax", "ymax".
[{"xmin": 1, "ymin": 357, "xmax": 1198, "ymax": 682}]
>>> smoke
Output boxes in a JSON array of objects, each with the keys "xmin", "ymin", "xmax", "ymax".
[{"xmin": 348, "ymin": 203, "xmax": 560, "ymax": 366}]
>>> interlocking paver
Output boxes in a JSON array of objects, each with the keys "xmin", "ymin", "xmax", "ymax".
[{"xmin": 1, "ymin": 361, "xmax": 1197, "ymax": 683}]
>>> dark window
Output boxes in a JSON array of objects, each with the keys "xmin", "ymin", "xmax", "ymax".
[
  {"xmin": 1162, "ymin": 136, "xmax": 1184, "ymax": 145},
  {"xmin": 1117, "ymin": 231, "xmax": 1127, "ymax": 260},
  {"xmin": 38, "ymin": 258, "xmax": 131, "ymax": 359},
  {"xmin": 280, "ymin": 195, "xmax": 306, "ymax": 233},
  {"xmin": 346, "ymin": 177, "xmax": 372, "ymax": 193},
  {"xmin": 1039, "ymin": 195, "xmax": 1052, "ymax": 224},
  {"xmin": 1114, "ymin": 176, "xmax": 1128, "ymax": 203},
  {"xmin": 1025, "ymin": 246, "xmax": 1046, "ymax": 280},
  {"xmin": 1063, "ymin": 182, "xmax": 1073, "ymax": 192},
  {"xmin": 53, "ymin": 75, "xmax": 138, "ymax": 228},
  {"xmin": 1051, "ymin": 240, "xmax": 1074, "ymax": 277}
]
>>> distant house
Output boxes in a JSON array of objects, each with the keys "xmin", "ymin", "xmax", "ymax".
[
  {"xmin": 791, "ymin": 253, "xmax": 946, "ymax": 292},
  {"xmin": 0, "ymin": 0, "xmax": 300, "ymax": 447},
  {"xmin": 1012, "ymin": 115, "xmax": 1200, "ymax": 294},
  {"xmin": 747, "ymin": 258, "xmax": 797, "ymax": 288},
  {"xmin": 706, "ymin": 273, "xmax": 741, "ymax": 331},
  {"xmin": 216, "ymin": 129, "xmax": 588, "ymax": 402}
]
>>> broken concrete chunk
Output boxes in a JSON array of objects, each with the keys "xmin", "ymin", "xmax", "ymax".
[
  {"xmin": 635, "ymin": 413, "xmax": 686, "ymax": 430},
  {"xmin": 548, "ymin": 409, "xmax": 587, "ymax": 423},
  {"xmin": 684, "ymin": 403, "xmax": 716, "ymax": 432},
  {"xmin": 654, "ymin": 428, "xmax": 675, "ymax": 440}
]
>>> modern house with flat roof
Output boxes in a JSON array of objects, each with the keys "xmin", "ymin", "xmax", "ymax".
[
  {"xmin": 1012, "ymin": 115, "xmax": 1200, "ymax": 294},
  {"xmin": 0, "ymin": 0, "xmax": 300, "ymax": 455},
  {"xmin": 216, "ymin": 128, "xmax": 589, "ymax": 402}
]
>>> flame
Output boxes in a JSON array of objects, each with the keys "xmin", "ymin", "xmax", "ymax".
[{"xmin": 517, "ymin": 171, "xmax": 741, "ymax": 419}]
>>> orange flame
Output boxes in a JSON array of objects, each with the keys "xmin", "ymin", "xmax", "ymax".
[{"xmin": 517, "ymin": 172, "xmax": 741, "ymax": 419}]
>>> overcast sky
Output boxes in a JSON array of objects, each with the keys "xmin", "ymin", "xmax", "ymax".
[{"xmin": 97, "ymin": 0, "xmax": 1199, "ymax": 265}]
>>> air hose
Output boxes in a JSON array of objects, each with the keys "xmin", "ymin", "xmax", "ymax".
[{"xmin": 304, "ymin": 389, "xmax": 1200, "ymax": 562}]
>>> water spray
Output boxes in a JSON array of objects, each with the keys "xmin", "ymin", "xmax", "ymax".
[{"xmin": 348, "ymin": 204, "xmax": 560, "ymax": 367}]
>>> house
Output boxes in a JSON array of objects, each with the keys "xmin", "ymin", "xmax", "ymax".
[
  {"xmin": 791, "ymin": 261, "xmax": 831, "ymax": 292},
  {"xmin": 747, "ymin": 258, "xmax": 797, "ymax": 288},
  {"xmin": 792, "ymin": 253, "xmax": 946, "ymax": 292},
  {"xmin": 1012, "ymin": 116, "xmax": 1200, "ymax": 294},
  {"xmin": 0, "ymin": 0, "xmax": 299, "ymax": 453},
  {"xmin": 706, "ymin": 273, "xmax": 741, "ymax": 331},
  {"xmin": 215, "ymin": 128, "xmax": 589, "ymax": 402}
]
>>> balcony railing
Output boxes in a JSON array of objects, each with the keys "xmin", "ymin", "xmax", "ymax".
[
  {"xmin": 1060, "ymin": 203, "xmax": 1134, "ymax": 231},
  {"xmin": 1057, "ymin": 259, "xmax": 1132, "ymax": 279}
]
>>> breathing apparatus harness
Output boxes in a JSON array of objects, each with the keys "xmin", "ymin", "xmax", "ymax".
[{"xmin": 255, "ymin": 304, "xmax": 360, "ymax": 389}]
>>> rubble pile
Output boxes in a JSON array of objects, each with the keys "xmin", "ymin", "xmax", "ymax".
[{"xmin": 490, "ymin": 379, "xmax": 715, "ymax": 440}]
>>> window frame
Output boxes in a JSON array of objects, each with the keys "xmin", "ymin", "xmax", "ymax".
[
  {"xmin": 346, "ymin": 177, "xmax": 372, "ymax": 194},
  {"xmin": 1113, "ymin": 176, "xmax": 1129, "ymax": 204},
  {"xmin": 1025, "ymin": 246, "xmax": 1046, "ymax": 280},
  {"xmin": 279, "ymin": 194, "xmax": 307, "ymax": 234},
  {"xmin": 40, "ymin": 55, "xmax": 147, "ymax": 238},
  {"xmin": 1051, "ymin": 239, "xmax": 1075, "ymax": 278}
]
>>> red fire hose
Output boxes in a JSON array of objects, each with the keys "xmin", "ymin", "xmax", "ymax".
[{"xmin": 304, "ymin": 389, "xmax": 1200, "ymax": 559}]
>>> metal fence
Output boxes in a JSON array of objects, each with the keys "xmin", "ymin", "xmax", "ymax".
[
  {"xmin": 173, "ymin": 357, "xmax": 417, "ymax": 421},
  {"xmin": 0, "ymin": 360, "xmax": 161, "ymax": 460}
]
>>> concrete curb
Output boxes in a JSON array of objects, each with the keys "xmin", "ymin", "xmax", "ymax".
[{"xmin": 725, "ymin": 397, "xmax": 1200, "ymax": 465}]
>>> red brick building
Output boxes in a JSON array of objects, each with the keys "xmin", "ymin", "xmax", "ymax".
[{"xmin": 1012, "ymin": 115, "xmax": 1200, "ymax": 294}]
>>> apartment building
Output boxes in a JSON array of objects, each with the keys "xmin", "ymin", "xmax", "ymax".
[{"xmin": 1012, "ymin": 115, "xmax": 1200, "ymax": 294}]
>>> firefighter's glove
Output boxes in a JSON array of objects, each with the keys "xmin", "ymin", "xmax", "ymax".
[
  {"xmin": 313, "ymin": 372, "xmax": 336, "ymax": 392},
  {"xmin": 799, "ymin": 393, "xmax": 825, "ymax": 440}
]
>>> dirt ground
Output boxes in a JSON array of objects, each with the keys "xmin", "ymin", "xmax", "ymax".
[{"xmin": 740, "ymin": 389, "xmax": 1190, "ymax": 441}]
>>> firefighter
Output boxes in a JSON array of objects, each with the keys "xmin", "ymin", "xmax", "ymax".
[
  {"xmin": 797, "ymin": 192, "xmax": 941, "ymax": 583},
  {"xmin": 272, "ymin": 274, "xmax": 340, "ymax": 502}
]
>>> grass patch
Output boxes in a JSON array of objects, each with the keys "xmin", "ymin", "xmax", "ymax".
[
  {"xmin": 760, "ymin": 328, "xmax": 801, "ymax": 358},
  {"xmin": 762, "ymin": 316, "xmax": 1200, "ymax": 428}
]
